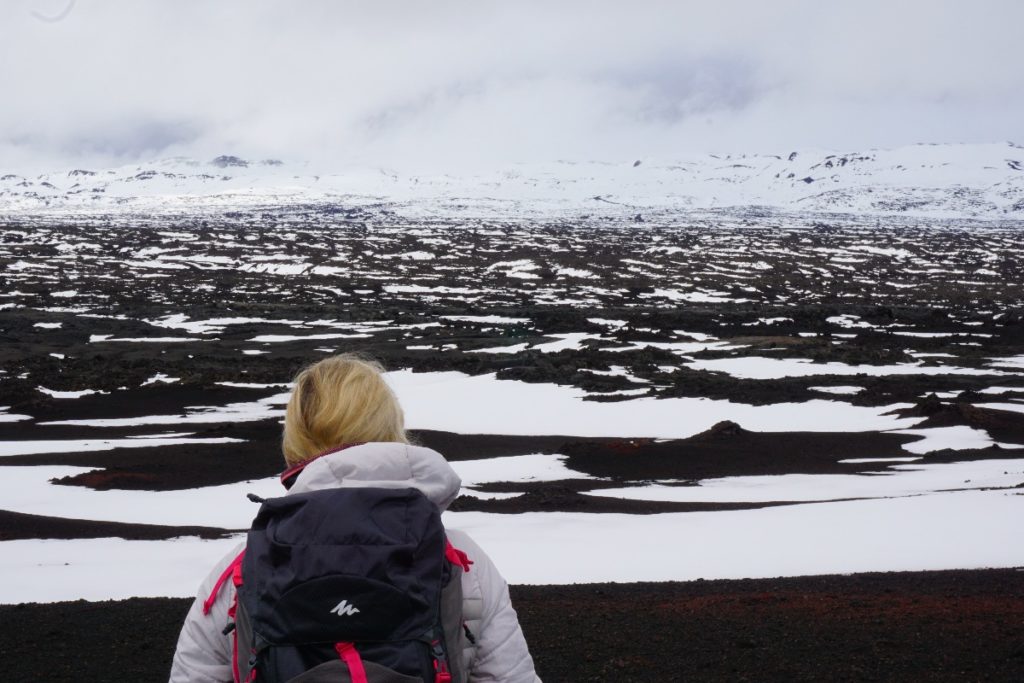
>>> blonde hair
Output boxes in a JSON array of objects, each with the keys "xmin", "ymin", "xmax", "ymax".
[{"xmin": 282, "ymin": 353, "xmax": 407, "ymax": 466}]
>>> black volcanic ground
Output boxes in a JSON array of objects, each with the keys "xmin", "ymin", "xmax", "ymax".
[{"xmin": 1, "ymin": 216, "xmax": 1023, "ymax": 680}]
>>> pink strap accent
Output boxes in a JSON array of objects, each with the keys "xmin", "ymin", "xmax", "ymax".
[
  {"xmin": 203, "ymin": 549, "xmax": 246, "ymax": 615},
  {"xmin": 335, "ymin": 642, "xmax": 368, "ymax": 683},
  {"xmin": 432, "ymin": 641, "xmax": 453, "ymax": 683},
  {"xmin": 231, "ymin": 554, "xmax": 245, "ymax": 587},
  {"xmin": 444, "ymin": 539, "xmax": 472, "ymax": 572}
]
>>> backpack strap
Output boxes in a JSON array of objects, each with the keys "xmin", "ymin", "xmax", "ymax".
[
  {"xmin": 441, "ymin": 539, "xmax": 470, "ymax": 683},
  {"xmin": 229, "ymin": 554, "xmax": 248, "ymax": 683},
  {"xmin": 334, "ymin": 642, "xmax": 368, "ymax": 683},
  {"xmin": 199, "ymin": 549, "xmax": 247, "ymax": 683},
  {"xmin": 429, "ymin": 635, "xmax": 454, "ymax": 683},
  {"xmin": 203, "ymin": 549, "xmax": 246, "ymax": 615}
]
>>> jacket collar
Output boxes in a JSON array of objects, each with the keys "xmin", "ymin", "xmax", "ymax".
[
  {"xmin": 284, "ymin": 442, "xmax": 463, "ymax": 511},
  {"xmin": 280, "ymin": 443, "xmax": 364, "ymax": 490}
]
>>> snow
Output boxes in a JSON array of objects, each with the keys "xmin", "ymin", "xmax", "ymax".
[
  {"xmin": 587, "ymin": 459, "xmax": 1024, "ymax": 504},
  {"xmin": 556, "ymin": 268, "xmax": 596, "ymax": 278},
  {"xmin": 0, "ymin": 465, "xmax": 276, "ymax": 527},
  {"xmin": 141, "ymin": 373, "xmax": 181, "ymax": 386},
  {"xmin": 889, "ymin": 426, "xmax": 1015, "ymax": 454},
  {"xmin": 239, "ymin": 263, "xmax": 309, "ymax": 275},
  {"xmin": 450, "ymin": 454, "xmax": 598, "ymax": 490},
  {"xmin": 383, "ymin": 285, "xmax": 478, "ymax": 295},
  {"xmin": 36, "ymin": 387, "xmax": 106, "ymax": 399},
  {"xmin": 0, "ymin": 408, "xmax": 32, "ymax": 423},
  {"xmin": 442, "ymin": 315, "xmax": 530, "ymax": 325},
  {"xmin": 838, "ymin": 457, "xmax": 923, "ymax": 464},
  {"xmin": 247, "ymin": 333, "xmax": 371, "ymax": 343},
  {"xmin": 892, "ymin": 331, "xmax": 959, "ymax": 338},
  {"xmin": 0, "ymin": 537, "xmax": 243, "ymax": 602},
  {"xmin": 469, "ymin": 343, "xmax": 530, "ymax": 354},
  {"xmin": 145, "ymin": 315, "xmax": 303, "ymax": 335},
  {"xmin": 529, "ymin": 333, "xmax": 599, "ymax": 353},
  {"xmin": 90, "ymin": 334, "xmax": 202, "ymax": 343},
  {"xmin": 486, "ymin": 260, "xmax": 540, "ymax": 278},
  {"xmin": 746, "ymin": 317, "xmax": 793, "ymax": 326},
  {"xmin": 39, "ymin": 393, "xmax": 289, "ymax": 427},
  {"xmin": 686, "ymin": 356, "xmax": 1011, "ymax": 380},
  {"xmin": 976, "ymin": 402, "xmax": 1024, "ymax": 415},
  {"xmin": 0, "ymin": 362, "xmax": 1022, "ymax": 602},
  {"xmin": 827, "ymin": 315, "xmax": 874, "ymax": 329},
  {"xmin": 848, "ymin": 245, "xmax": 915, "ymax": 259},
  {"xmin": 9, "ymin": 142, "xmax": 1023, "ymax": 221},
  {"xmin": 582, "ymin": 366, "xmax": 632, "ymax": 377},
  {"xmin": 3, "ymin": 463, "xmax": 1021, "ymax": 601},
  {"xmin": 674, "ymin": 330, "xmax": 718, "ymax": 342},
  {"xmin": 808, "ymin": 386, "xmax": 864, "ymax": 395},
  {"xmin": 445, "ymin": 490, "xmax": 1024, "ymax": 584},
  {"xmin": 649, "ymin": 288, "xmax": 746, "ymax": 303},
  {"xmin": 588, "ymin": 318, "xmax": 627, "ymax": 329},
  {"xmin": 0, "ymin": 437, "xmax": 244, "ymax": 458},
  {"xmin": 386, "ymin": 371, "xmax": 918, "ymax": 437},
  {"xmin": 0, "ymin": 203, "xmax": 1022, "ymax": 604},
  {"xmin": 990, "ymin": 355, "xmax": 1024, "ymax": 370},
  {"xmin": 607, "ymin": 339, "xmax": 737, "ymax": 354},
  {"xmin": 979, "ymin": 386, "xmax": 1024, "ymax": 395}
]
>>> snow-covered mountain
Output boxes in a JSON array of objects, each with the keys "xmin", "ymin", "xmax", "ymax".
[{"xmin": 2, "ymin": 142, "xmax": 1023, "ymax": 221}]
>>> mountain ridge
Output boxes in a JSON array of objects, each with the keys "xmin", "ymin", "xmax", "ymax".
[{"xmin": 2, "ymin": 142, "xmax": 1022, "ymax": 221}]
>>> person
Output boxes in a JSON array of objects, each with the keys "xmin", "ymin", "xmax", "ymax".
[{"xmin": 170, "ymin": 353, "xmax": 540, "ymax": 682}]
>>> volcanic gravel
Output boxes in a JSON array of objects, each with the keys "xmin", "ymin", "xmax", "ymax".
[
  {"xmin": 1, "ymin": 569, "xmax": 1022, "ymax": 682},
  {"xmin": 2, "ymin": 219, "xmax": 1023, "ymax": 680}
]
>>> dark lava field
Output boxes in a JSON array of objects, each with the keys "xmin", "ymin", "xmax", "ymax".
[
  {"xmin": 2, "ymin": 219, "xmax": 1023, "ymax": 508},
  {"xmin": 1, "ymin": 215, "xmax": 1023, "ymax": 681},
  {"xmin": 2, "ymin": 218, "xmax": 1022, "ymax": 403}
]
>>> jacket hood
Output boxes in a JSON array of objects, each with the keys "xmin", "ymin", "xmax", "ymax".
[{"xmin": 286, "ymin": 442, "xmax": 462, "ymax": 511}]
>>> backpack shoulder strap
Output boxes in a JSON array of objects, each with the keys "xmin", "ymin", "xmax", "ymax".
[
  {"xmin": 203, "ymin": 548, "xmax": 246, "ymax": 616},
  {"xmin": 441, "ymin": 537, "xmax": 473, "ymax": 683}
]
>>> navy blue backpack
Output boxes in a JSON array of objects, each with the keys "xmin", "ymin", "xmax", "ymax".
[{"xmin": 204, "ymin": 487, "xmax": 472, "ymax": 683}]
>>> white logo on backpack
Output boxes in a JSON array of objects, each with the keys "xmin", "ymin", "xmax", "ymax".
[{"xmin": 330, "ymin": 599, "xmax": 361, "ymax": 617}]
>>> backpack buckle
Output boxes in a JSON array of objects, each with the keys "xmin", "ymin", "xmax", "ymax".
[{"xmin": 431, "ymin": 638, "xmax": 452, "ymax": 683}]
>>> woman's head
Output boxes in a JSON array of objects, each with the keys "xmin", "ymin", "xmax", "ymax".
[{"xmin": 282, "ymin": 353, "xmax": 407, "ymax": 466}]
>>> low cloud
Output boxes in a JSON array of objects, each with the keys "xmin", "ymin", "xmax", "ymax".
[{"xmin": 1, "ymin": 0, "xmax": 1021, "ymax": 171}]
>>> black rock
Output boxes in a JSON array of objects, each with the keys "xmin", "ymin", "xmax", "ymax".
[{"xmin": 211, "ymin": 155, "xmax": 249, "ymax": 168}]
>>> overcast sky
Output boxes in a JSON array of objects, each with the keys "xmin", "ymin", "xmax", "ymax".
[{"xmin": 2, "ymin": 0, "xmax": 1022, "ymax": 171}]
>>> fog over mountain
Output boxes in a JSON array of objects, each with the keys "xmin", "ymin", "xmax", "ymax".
[{"xmin": 1, "ymin": 0, "xmax": 1022, "ymax": 172}]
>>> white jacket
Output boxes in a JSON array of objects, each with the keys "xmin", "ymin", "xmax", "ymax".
[{"xmin": 169, "ymin": 442, "xmax": 540, "ymax": 682}]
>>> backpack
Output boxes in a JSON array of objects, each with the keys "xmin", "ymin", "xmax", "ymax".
[{"xmin": 203, "ymin": 486, "xmax": 473, "ymax": 683}]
